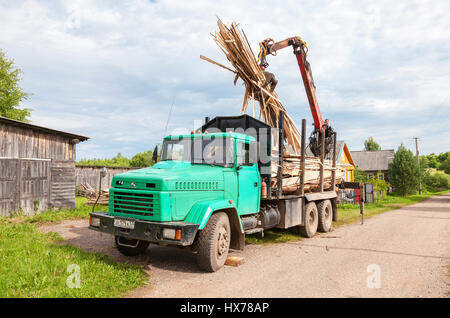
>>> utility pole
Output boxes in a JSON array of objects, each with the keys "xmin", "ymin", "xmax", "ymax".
[{"xmin": 414, "ymin": 137, "xmax": 422, "ymax": 195}]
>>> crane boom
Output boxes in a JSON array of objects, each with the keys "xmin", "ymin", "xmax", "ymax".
[{"xmin": 258, "ymin": 37, "xmax": 333, "ymax": 157}]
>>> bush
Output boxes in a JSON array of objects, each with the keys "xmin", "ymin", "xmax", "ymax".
[{"xmin": 423, "ymin": 171, "xmax": 450, "ymax": 192}]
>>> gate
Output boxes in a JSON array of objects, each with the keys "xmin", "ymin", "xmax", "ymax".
[
  {"xmin": 0, "ymin": 158, "xmax": 51, "ymax": 216},
  {"xmin": 364, "ymin": 183, "xmax": 374, "ymax": 203}
]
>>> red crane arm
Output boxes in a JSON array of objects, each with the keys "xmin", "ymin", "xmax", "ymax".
[{"xmin": 259, "ymin": 37, "xmax": 324, "ymax": 130}]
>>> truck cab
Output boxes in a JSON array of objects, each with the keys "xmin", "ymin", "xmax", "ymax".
[{"xmin": 90, "ymin": 131, "xmax": 262, "ymax": 271}]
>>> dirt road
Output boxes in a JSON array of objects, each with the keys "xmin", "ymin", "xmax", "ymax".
[{"xmin": 41, "ymin": 193, "xmax": 450, "ymax": 297}]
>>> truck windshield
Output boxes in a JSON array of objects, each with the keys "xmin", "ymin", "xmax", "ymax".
[{"xmin": 161, "ymin": 137, "xmax": 235, "ymax": 167}]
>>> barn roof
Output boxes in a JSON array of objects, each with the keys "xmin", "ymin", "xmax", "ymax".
[
  {"xmin": 0, "ymin": 116, "xmax": 89, "ymax": 141},
  {"xmin": 350, "ymin": 150, "xmax": 395, "ymax": 171}
]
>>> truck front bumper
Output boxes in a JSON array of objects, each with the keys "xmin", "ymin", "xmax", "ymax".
[{"xmin": 89, "ymin": 212, "xmax": 199, "ymax": 246}]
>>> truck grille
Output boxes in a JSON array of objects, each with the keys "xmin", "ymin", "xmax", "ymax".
[{"xmin": 113, "ymin": 191, "xmax": 157, "ymax": 217}]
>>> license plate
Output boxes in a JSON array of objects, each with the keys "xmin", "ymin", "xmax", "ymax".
[{"xmin": 114, "ymin": 219, "xmax": 135, "ymax": 229}]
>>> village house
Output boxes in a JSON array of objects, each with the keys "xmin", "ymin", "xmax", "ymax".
[{"xmin": 350, "ymin": 149, "xmax": 395, "ymax": 182}]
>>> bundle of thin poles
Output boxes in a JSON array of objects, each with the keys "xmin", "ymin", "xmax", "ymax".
[{"xmin": 201, "ymin": 19, "xmax": 301, "ymax": 153}]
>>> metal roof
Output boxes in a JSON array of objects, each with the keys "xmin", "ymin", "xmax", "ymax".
[
  {"xmin": 0, "ymin": 116, "xmax": 89, "ymax": 141},
  {"xmin": 350, "ymin": 150, "xmax": 395, "ymax": 171}
]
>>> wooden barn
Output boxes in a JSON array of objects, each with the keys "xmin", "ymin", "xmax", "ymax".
[{"xmin": 0, "ymin": 116, "xmax": 89, "ymax": 216}]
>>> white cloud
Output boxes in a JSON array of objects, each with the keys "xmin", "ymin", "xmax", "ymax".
[{"xmin": 0, "ymin": 0, "xmax": 449, "ymax": 159}]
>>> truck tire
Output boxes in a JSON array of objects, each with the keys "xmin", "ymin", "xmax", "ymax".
[
  {"xmin": 196, "ymin": 212, "xmax": 230, "ymax": 272},
  {"xmin": 298, "ymin": 202, "xmax": 318, "ymax": 238},
  {"xmin": 115, "ymin": 236, "xmax": 150, "ymax": 256},
  {"xmin": 317, "ymin": 199, "xmax": 333, "ymax": 232}
]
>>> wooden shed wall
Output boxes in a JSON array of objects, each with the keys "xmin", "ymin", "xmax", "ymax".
[
  {"xmin": 0, "ymin": 158, "xmax": 51, "ymax": 216},
  {"xmin": 0, "ymin": 122, "xmax": 81, "ymax": 215},
  {"xmin": 0, "ymin": 123, "xmax": 74, "ymax": 160},
  {"xmin": 51, "ymin": 161, "xmax": 76, "ymax": 209}
]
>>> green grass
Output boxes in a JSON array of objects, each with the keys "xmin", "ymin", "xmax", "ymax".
[
  {"xmin": 11, "ymin": 197, "xmax": 106, "ymax": 224},
  {"xmin": 246, "ymin": 228, "xmax": 302, "ymax": 245},
  {"xmin": 0, "ymin": 219, "xmax": 145, "ymax": 298},
  {"xmin": 246, "ymin": 190, "xmax": 450, "ymax": 245}
]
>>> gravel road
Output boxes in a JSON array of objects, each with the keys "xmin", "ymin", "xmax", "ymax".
[{"xmin": 40, "ymin": 193, "xmax": 450, "ymax": 298}]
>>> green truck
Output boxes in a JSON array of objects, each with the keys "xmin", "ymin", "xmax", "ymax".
[{"xmin": 89, "ymin": 114, "xmax": 340, "ymax": 272}]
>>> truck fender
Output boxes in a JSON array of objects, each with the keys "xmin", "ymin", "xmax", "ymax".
[{"xmin": 184, "ymin": 200, "xmax": 245, "ymax": 251}]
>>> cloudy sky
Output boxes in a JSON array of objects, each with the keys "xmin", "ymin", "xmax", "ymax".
[{"xmin": 1, "ymin": 0, "xmax": 449, "ymax": 159}]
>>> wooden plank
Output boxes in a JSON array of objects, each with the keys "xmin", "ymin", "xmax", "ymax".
[{"xmin": 225, "ymin": 256, "xmax": 245, "ymax": 267}]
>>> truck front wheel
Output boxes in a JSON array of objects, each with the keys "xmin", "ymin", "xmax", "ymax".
[
  {"xmin": 115, "ymin": 236, "xmax": 150, "ymax": 256},
  {"xmin": 195, "ymin": 212, "xmax": 230, "ymax": 272},
  {"xmin": 298, "ymin": 202, "xmax": 318, "ymax": 238}
]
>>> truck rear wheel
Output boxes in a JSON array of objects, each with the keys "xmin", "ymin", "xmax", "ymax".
[
  {"xmin": 196, "ymin": 212, "xmax": 230, "ymax": 272},
  {"xmin": 115, "ymin": 236, "xmax": 150, "ymax": 256},
  {"xmin": 317, "ymin": 199, "xmax": 333, "ymax": 232},
  {"xmin": 298, "ymin": 202, "xmax": 318, "ymax": 238}
]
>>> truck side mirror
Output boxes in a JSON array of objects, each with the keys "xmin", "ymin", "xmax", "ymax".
[{"xmin": 152, "ymin": 145, "xmax": 158, "ymax": 163}]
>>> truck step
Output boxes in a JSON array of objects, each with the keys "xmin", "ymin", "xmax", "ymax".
[{"xmin": 245, "ymin": 228, "xmax": 263, "ymax": 235}]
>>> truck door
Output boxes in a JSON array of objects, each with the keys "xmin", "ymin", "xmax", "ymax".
[{"xmin": 236, "ymin": 141, "xmax": 260, "ymax": 214}]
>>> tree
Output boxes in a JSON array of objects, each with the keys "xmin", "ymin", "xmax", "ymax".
[
  {"xmin": 130, "ymin": 150, "xmax": 154, "ymax": 167},
  {"xmin": 0, "ymin": 49, "xmax": 31, "ymax": 122},
  {"xmin": 388, "ymin": 144, "xmax": 420, "ymax": 196},
  {"xmin": 437, "ymin": 152, "xmax": 449, "ymax": 164},
  {"xmin": 424, "ymin": 153, "xmax": 439, "ymax": 168},
  {"xmin": 439, "ymin": 156, "xmax": 450, "ymax": 174},
  {"xmin": 76, "ymin": 153, "xmax": 131, "ymax": 167},
  {"xmin": 354, "ymin": 166, "xmax": 367, "ymax": 183},
  {"xmin": 364, "ymin": 137, "xmax": 381, "ymax": 151}
]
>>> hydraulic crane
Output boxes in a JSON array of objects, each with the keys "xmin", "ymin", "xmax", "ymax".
[{"xmin": 257, "ymin": 37, "xmax": 334, "ymax": 157}]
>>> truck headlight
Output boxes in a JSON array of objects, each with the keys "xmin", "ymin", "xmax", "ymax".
[
  {"xmin": 90, "ymin": 217, "xmax": 100, "ymax": 227},
  {"xmin": 162, "ymin": 228, "xmax": 176, "ymax": 240}
]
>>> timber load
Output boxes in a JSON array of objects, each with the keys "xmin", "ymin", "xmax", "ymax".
[{"xmin": 272, "ymin": 157, "xmax": 346, "ymax": 194}]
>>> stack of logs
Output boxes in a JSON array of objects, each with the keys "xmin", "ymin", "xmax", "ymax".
[
  {"xmin": 78, "ymin": 183, "xmax": 109, "ymax": 205},
  {"xmin": 272, "ymin": 156, "xmax": 345, "ymax": 194}
]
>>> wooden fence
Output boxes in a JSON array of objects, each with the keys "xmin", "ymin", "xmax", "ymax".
[{"xmin": 75, "ymin": 166, "xmax": 137, "ymax": 191}]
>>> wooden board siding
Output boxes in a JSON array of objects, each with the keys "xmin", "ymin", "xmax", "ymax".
[
  {"xmin": 19, "ymin": 159, "xmax": 51, "ymax": 213},
  {"xmin": 51, "ymin": 161, "xmax": 75, "ymax": 209},
  {"xmin": 0, "ymin": 159, "xmax": 51, "ymax": 216},
  {"xmin": 0, "ymin": 123, "xmax": 74, "ymax": 160},
  {"xmin": 0, "ymin": 159, "xmax": 19, "ymax": 215},
  {"xmin": 75, "ymin": 166, "xmax": 137, "ymax": 191}
]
